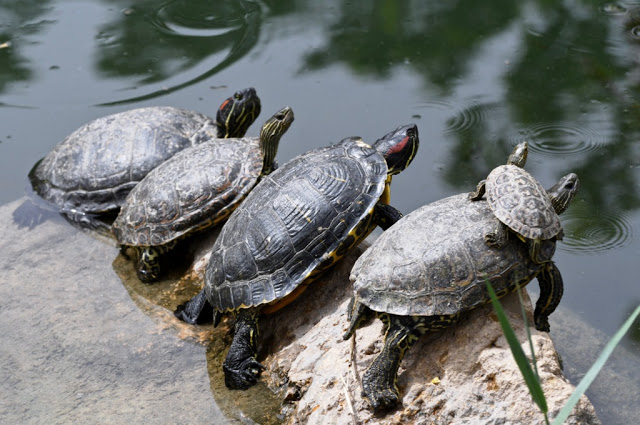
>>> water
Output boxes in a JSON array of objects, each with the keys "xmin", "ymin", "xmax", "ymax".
[{"xmin": 1, "ymin": 0, "xmax": 639, "ymax": 423}]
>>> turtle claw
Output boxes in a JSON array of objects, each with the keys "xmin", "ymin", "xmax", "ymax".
[
  {"xmin": 223, "ymin": 357, "xmax": 266, "ymax": 390},
  {"xmin": 534, "ymin": 315, "xmax": 550, "ymax": 332},
  {"xmin": 363, "ymin": 387, "xmax": 400, "ymax": 412}
]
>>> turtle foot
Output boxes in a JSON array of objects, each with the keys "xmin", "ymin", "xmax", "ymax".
[
  {"xmin": 534, "ymin": 316, "xmax": 550, "ymax": 332},
  {"xmin": 136, "ymin": 268, "xmax": 159, "ymax": 284},
  {"xmin": 174, "ymin": 290, "xmax": 213, "ymax": 325},
  {"xmin": 363, "ymin": 387, "xmax": 400, "ymax": 412},
  {"xmin": 223, "ymin": 357, "xmax": 266, "ymax": 390}
]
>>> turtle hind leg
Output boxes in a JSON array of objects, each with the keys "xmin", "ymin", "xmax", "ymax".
[
  {"xmin": 485, "ymin": 221, "xmax": 509, "ymax": 248},
  {"xmin": 469, "ymin": 179, "xmax": 486, "ymax": 201},
  {"xmin": 361, "ymin": 314, "xmax": 429, "ymax": 411},
  {"xmin": 533, "ymin": 262, "xmax": 564, "ymax": 332},
  {"xmin": 223, "ymin": 308, "xmax": 266, "ymax": 390},
  {"xmin": 343, "ymin": 298, "xmax": 373, "ymax": 340}
]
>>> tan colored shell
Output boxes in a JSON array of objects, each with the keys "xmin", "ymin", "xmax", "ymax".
[{"xmin": 485, "ymin": 164, "xmax": 561, "ymax": 240}]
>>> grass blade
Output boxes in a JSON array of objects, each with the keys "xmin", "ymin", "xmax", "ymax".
[
  {"xmin": 486, "ymin": 281, "xmax": 548, "ymax": 415},
  {"xmin": 552, "ymin": 304, "xmax": 640, "ymax": 424}
]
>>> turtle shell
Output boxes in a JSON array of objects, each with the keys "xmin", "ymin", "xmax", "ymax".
[
  {"xmin": 112, "ymin": 137, "xmax": 264, "ymax": 246},
  {"xmin": 351, "ymin": 193, "xmax": 554, "ymax": 317},
  {"xmin": 205, "ymin": 138, "xmax": 389, "ymax": 312},
  {"xmin": 485, "ymin": 164, "xmax": 561, "ymax": 240},
  {"xmin": 29, "ymin": 107, "xmax": 224, "ymax": 215}
]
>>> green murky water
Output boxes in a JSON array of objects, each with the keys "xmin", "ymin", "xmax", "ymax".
[{"xmin": 1, "ymin": 1, "xmax": 639, "ymax": 423}]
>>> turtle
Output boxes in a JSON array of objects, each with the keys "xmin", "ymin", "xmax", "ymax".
[
  {"xmin": 343, "ymin": 172, "xmax": 579, "ymax": 411},
  {"xmin": 469, "ymin": 142, "xmax": 563, "ymax": 264},
  {"xmin": 28, "ymin": 87, "xmax": 261, "ymax": 228},
  {"xmin": 111, "ymin": 106, "xmax": 295, "ymax": 283},
  {"xmin": 175, "ymin": 124, "xmax": 420, "ymax": 390}
]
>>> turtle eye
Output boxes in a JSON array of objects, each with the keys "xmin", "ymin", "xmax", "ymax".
[
  {"xmin": 275, "ymin": 112, "xmax": 286, "ymax": 120},
  {"xmin": 234, "ymin": 91, "xmax": 244, "ymax": 100}
]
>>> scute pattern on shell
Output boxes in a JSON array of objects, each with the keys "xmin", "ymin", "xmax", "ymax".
[
  {"xmin": 351, "ymin": 194, "xmax": 550, "ymax": 317},
  {"xmin": 30, "ymin": 107, "xmax": 219, "ymax": 214},
  {"xmin": 486, "ymin": 164, "xmax": 561, "ymax": 240},
  {"xmin": 205, "ymin": 139, "xmax": 389, "ymax": 312},
  {"xmin": 112, "ymin": 137, "xmax": 263, "ymax": 246}
]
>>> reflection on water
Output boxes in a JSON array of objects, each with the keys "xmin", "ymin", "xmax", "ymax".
[
  {"xmin": 96, "ymin": 0, "xmax": 262, "ymax": 105},
  {"xmin": 560, "ymin": 205, "xmax": 634, "ymax": 254}
]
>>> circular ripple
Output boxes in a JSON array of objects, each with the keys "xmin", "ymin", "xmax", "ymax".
[
  {"xmin": 151, "ymin": 2, "xmax": 246, "ymax": 37},
  {"xmin": 507, "ymin": 123, "xmax": 608, "ymax": 156},
  {"xmin": 630, "ymin": 25, "xmax": 640, "ymax": 39},
  {"xmin": 559, "ymin": 208, "xmax": 634, "ymax": 254},
  {"xmin": 599, "ymin": 3, "xmax": 628, "ymax": 15},
  {"xmin": 444, "ymin": 102, "xmax": 493, "ymax": 134}
]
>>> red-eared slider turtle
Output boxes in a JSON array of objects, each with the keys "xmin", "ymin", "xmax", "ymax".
[
  {"xmin": 469, "ymin": 142, "xmax": 563, "ymax": 263},
  {"xmin": 176, "ymin": 124, "xmax": 419, "ymax": 390},
  {"xmin": 344, "ymin": 173, "xmax": 579, "ymax": 411},
  {"xmin": 28, "ymin": 87, "xmax": 261, "ymax": 228},
  {"xmin": 111, "ymin": 106, "xmax": 294, "ymax": 283}
]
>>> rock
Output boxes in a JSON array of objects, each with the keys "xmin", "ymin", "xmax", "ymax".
[
  {"xmin": 0, "ymin": 198, "xmax": 228, "ymax": 424},
  {"xmin": 233, "ymin": 241, "xmax": 601, "ymax": 424}
]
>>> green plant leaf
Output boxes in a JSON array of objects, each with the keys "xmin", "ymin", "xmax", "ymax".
[
  {"xmin": 552, "ymin": 304, "xmax": 640, "ymax": 424},
  {"xmin": 486, "ymin": 281, "xmax": 548, "ymax": 415}
]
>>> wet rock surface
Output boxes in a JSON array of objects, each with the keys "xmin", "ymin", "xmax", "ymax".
[
  {"xmin": 0, "ymin": 198, "xmax": 225, "ymax": 424},
  {"xmin": 2, "ymin": 196, "xmax": 604, "ymax": 424}
]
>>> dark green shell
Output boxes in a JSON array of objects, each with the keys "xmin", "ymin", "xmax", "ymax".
[
  {"xmin": 205, "ymin": 138, "xmax": 389, "ymax": 312},
  {"xmin": 351, "ymin": 193, "xmax": 554, "ymax": 317},
  {"xmin": 30, "ymin": 107, "xmax": 226, "ymax": 214},
  {"xmin": 111, "ymin": 137, "xmax": 264, "ymax": 246}
]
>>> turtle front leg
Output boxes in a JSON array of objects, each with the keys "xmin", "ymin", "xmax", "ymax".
[
  {"xmin": 174, "ymin": 289, "xmax": 214, "ymax": 325},
  {"xmin": 135, "ymin": 241, "xmax": 177, "ymax": 283},
  {"xmin": 373, "ymin": 203, "xmax": 404, "ymax": 231},
  {"xmin": 361, "ymin": 314, "xmax": 424, "ymax": 411},
  {"xmin": 223, "ymin": 308, "xmax": 266, "ymax": 390},
  {"xmin": 136, "ymin": 246, "xmax": 162, "ymax": 283},
  {"xmin": 469, "ymin": 179, "xmax": 486, "ymax": 201},
  {"xmin": 533, "ymin": 261, "xmax": 564, "ymax": 332}
]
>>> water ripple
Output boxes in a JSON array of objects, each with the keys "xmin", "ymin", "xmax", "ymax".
[
  {"xmin": 151, "ymin": 2, "xmax": 244, "ymax": 37},
  {"xmin": 507, "ymin": 123, "xmax": 608, "ymax": 156},
  {"xmin": 599, "ymin": 3, "xmax": 628, "ymax": 15},
  {"xmin": 560, "ymin": 208, "xmax": 634, "ymax": 254},
  {"xmin": 415, "ymin": 99, "xmax": 496, "ymax": 135}
]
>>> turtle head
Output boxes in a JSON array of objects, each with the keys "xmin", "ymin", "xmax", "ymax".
[
  {"xmin": 215, "ymin": 87, "xmax": 262, "ymax": 138},
  {"xmin": 259, "ymin": 106, "xmax": 295, "ymax": 175},
  {"xmin": 507, "ymin": 142, "xmax": 528, "ymax": 168},
  {"xmin": 547, "ymin": 173, "xmax": 579, "ymax": 215},
  {"xmin": 373, "ymin": 124, "xmax": 419, "ymax": 175}
]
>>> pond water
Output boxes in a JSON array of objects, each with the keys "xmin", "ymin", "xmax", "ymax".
[{"xmin": 1, "ymin": 0, "xmax": 639, "ymax": 423}]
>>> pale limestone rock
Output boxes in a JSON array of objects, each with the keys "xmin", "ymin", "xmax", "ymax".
[{"xmin": 247, "ymin": 242, "xmax": 601, "ymax": 425}]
